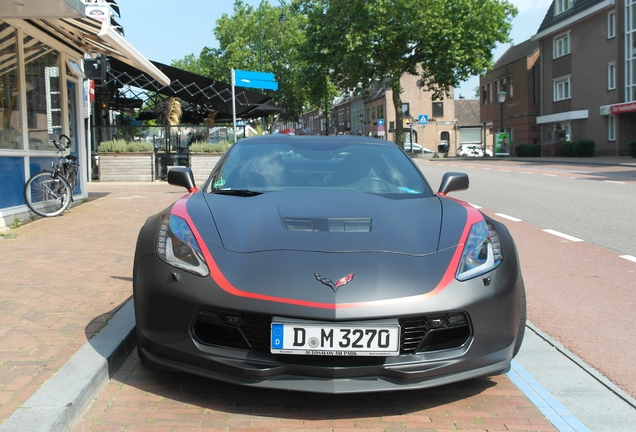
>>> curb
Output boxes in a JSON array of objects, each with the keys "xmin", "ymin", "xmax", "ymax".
[{"xmin": 0, "ymin": 299, "xmax": 136, "ymax": 432}]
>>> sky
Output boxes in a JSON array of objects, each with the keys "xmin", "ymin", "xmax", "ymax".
[{"xmin": 116, "ymin": 0, "xmax": 553, "ymax": 99}]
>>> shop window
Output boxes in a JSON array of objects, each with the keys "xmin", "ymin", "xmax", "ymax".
[{"xmin": 0, "ymin": 24, "xmax": 21, "ymax": 150}]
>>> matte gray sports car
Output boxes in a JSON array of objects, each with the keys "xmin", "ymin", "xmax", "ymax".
[{"xmin": 133, "ymin": 135, "xmax": 525, "ymax": 393}]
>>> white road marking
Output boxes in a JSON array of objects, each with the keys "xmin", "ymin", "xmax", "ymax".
[
  {"xmin": 500, "ymin": 169, "xmax": 511, "ymax": 172},
  {"xmin": 469, "ymin": 203, "xmax": 482, "ymax": 209},
  {"xmin": 543, "ymin": 229, "xmax": 583, "ymax": 242},
  {"xmin": 604, "ymin": 181, "xmax": 625, "ymax": 184},
  {"xmin": 495, "ymin": 213, "xmax": 522, "ymax": 222},
  {"xmin": 544, "ymin": 174, "xmax": 558, "ymax": 177},
  {"xmin": 520, "ymin": 172, "xmax": 533, "ymax": 174},
  {"xmin": 619, "ymin": 255, "xmax": 636, "ymax": 263}
]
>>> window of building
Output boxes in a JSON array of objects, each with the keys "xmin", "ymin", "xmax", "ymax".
[
  {"xmin": 608, "ymin": 12, "xmax": 615, "ymax": 39},
  {"xmin": 608, "ymin": 62, "xmax": 616, "ymax": 90},
  {"xmin": 338, "ymin": 110, "xmax": 344, "ymax": 125},
  {"xmin": 401, "ymin": 103, "xmax": 410, "ymax": 118},
  {"xmin": 367, "ymin": 108, "xmax": 370, "ymax": 123},
  {"xmin": 532, "ymin": 67, "xmax": 538, "ymax": 104},
  {"xmin": 23, "ymin": 34, "xmax": 61, "ymax": 151},
  {"xmin": 378, "ymin": 104, "xmax": 384, "ymax": 120},
  {"xmin": 608, "ymin": 115, "xmax": 616, "ymax": 141},
  {"xmin": 553, "ymin": 32, "xmax": 571, "ymax": 58},
  {"xmin": 555, "ymin": 0, "xmax": 572, "ymax": 15},
  {"xmin": 508, "ymin": 75, "xmax": 514, "ymax": 98},
  {"xmin": 482, "ymin": 85, "xmax": 488, "ymax": 105},
  {"xmin": 553, "ymin": 76, "xmax": 571, "ymax": 101},
  {"xmin": 372, "ymin": 107, "xmax": 376, "ymax": 120},
  {"xmin": 487, "ymin": 83, "xmax": 492, "ymax": 103},
  {"xmin": 432, "ymin": 102, "xmax": 444, "ymax": 117},
  {"xmin": 0, "ymin": 24, "xmax": 20, "ymax": 150}
]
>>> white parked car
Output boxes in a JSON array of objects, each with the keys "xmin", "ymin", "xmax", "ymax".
[
  {"xmin": 458, "ymin": 144, "xmax": 492, "ymax": 157},
  {"xmin": 404, "ymin": 143, "xmax": 434, "ymax": 153}
]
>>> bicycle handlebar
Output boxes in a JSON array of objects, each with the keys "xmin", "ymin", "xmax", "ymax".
[{"xmin": 53, "ymin": 134, "xmax": 72, "ymax": 151}]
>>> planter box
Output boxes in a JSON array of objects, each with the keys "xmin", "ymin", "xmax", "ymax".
[
  {"xmin": 189, "ymin": 153, "xmax": 223, "ymax": 184},
  {"xmin": 99, "ymin": 153, "xmax": 154, "ymax": 181}
]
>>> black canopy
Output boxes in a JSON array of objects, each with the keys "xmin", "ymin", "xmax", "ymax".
[{"xmin": 103, "ymin": 57, "xmax": 279, "ymax": 123}]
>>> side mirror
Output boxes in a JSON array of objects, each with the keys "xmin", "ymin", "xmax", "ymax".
[
  {"xmin": 438, "ymin": 172, "xmax": 469, "ymax": 195},
  {"xmin": 167, "ymin": 166, "xmax": 197, "ymax": 192}
]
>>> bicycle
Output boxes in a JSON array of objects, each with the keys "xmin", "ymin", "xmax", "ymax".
[{"xmin": 24, "ymin": 134, "xmax": 79, "ymax": 217}]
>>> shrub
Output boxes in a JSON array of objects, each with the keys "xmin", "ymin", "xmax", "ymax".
[
  {"xmin": 515, "ymin": 144, "xmax": 540, "ymax": 157},
  {"xmin": 98, "ymin": 139, "xmax": 153, "ymax": 152},
  {"xmin": 629, "ymin": 141, "xmax": 636, "ymax": 158},
  {"xmin": 574, "ymin": 139, "xmax": 595, "ymax": 157},
  {"xmin": 189, "ymin": 140, "xmax": 232, "ymax": 153},
  {"xmin": 562, "ymin": 141, "xmax": 576, "ymax": 157}
]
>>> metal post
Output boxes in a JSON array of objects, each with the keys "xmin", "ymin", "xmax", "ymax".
[{"xmin": 259, "ymin": 1, "xmax": 265, "ymax": 134}]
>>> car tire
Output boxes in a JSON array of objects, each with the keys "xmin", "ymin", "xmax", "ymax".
[{"xmin": 513, "ymin": 284, "xmax": 527, "ymax": 357}]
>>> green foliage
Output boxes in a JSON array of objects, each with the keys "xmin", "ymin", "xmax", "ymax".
[
  {"xmin": 562, "ymin": 141, "xmax": 576, "ymax": 157},
  {"xmin": 189, "ymin": 141, "xmax": 232, "ymax": 153},
  {"xmin": 298, "ymin": 0, "xmax": 517, "ymax": 145},
  {"xmin": 574, "ymin": 140, "xmax": 595, "ymax": 157},
  {"xmin": 515, "ymin": 144, "xmax": 540, "ymax": 157},
  {"xmin": 98, "ymin": 139, "xmax": 153, "ymax": 153},
  {"xmin": 172, "ymin": 0, "xmax": 310, "ymax": 121},
  {"xmin": 562, "ymin": 140, "xmax": 595, "ymax": 157},
  {"xmin": 11, "ymin": 216, "xmax": 22, "ymax": 229},
  {"xmin": 629, "ymin": 141, "xmax": 636, "ymax": 158}
]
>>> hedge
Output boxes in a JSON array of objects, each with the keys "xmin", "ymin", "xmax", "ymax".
[{"xmin": 515, "ymin": 144, "xmax": 541, "ymax": 157}]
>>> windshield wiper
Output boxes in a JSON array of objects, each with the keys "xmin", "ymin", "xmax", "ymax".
[{"xmin": 213, "ymin": 189, "xmax": 263, "ymax": 196}]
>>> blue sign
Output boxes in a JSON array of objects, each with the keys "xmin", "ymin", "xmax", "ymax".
[
  {"xmin": 234, "ymin": 69, "xmax": 279, "ymax": 91},
  {"xmin": 418, "ymin": 114, "xmax": 429, "ymax": 125},
  {"xmin": 377, "ymin": 119, "xmax": 384, "ymax": 126}
]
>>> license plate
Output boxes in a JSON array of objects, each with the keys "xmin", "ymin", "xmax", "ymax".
[{"xmin": 270, "ymin": 320, "xmax": 400, "ymax": 356}]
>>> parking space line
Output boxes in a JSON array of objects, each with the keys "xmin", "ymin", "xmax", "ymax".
[
  {"xmin": 495, "ymin": 213, "xmax": 522, "ymax": 222},
  {"xmin": 543, "ymin": 229, "xmax": 584, "ymax": 242},
  {"xmin": 620, "ymin": 255, "xmax": 636, "ymax": 263}
]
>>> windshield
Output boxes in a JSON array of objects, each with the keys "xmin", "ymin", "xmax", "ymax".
[{"xmin": 208, "ymin": 137, "xmax": 432, "ymax": 197}]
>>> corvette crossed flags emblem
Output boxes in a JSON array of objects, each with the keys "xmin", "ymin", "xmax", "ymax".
[{"xmin": 314, "ymin": 273, "xmax": 354, "ymax": 292}]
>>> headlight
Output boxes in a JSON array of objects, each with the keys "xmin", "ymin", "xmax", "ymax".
[
  {"xmin": 456, "ymin": 220, "xmax": 503, "ymax": 281},
  {"xmin": 156, "ymin": 214, "xmax": 209, "ymax": 277}
]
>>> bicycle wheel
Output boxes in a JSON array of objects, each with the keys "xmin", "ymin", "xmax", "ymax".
[{"xmin": 24, "ymin": 172, "xmax": 73, "ymax": 217}]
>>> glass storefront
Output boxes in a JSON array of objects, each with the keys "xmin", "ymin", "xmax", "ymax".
[{"xmin": 0, "ymin": 23, "xmax": 21, "ymax": 150}]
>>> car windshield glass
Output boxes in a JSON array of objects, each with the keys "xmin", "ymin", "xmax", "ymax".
[{"xmin": 208, "ymin": 138, "xmax": 432, "ymax": 197}]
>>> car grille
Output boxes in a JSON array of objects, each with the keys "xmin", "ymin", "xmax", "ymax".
[{"xmin": 192, "ymin": 308, "xmax": 471, "ymax": 355}]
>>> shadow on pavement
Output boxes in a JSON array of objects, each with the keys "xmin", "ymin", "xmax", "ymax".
[{"xmin": 113, "ymin": 360, "xmax": 499, "ymax": 419}]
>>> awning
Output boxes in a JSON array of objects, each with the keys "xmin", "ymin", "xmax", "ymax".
[
  {"xmin": 23, "ymin": 15, "xmax": 170, "ymax": 86},
  {"xmin": 106, "ymin": 57, "xmax": 278, "ymax": 122}
]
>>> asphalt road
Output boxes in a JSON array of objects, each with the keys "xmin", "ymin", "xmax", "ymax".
[
  {"xmin": 417, "ymin": 158, "xmax": 636, "ymax": 256},
  {"xmin": 416, "ymin": 158, "xmax": 636, "ymax": 398}
]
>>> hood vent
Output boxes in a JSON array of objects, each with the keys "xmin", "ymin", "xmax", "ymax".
[{"xmin": 283, "ymin": 217, "xmax": 371, "ymax": 233}]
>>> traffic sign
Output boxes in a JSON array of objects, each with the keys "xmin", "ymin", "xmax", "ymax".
[
  {"xmin": 418, "ymin": 115, "xmax": 429, "ymax": 125},
  {"xmin": 377, "ymin": 119, "xmax": 384, "ymax": 126},
  {"xmin": 234, "ymin": 69, "xmax": 279, "ymax": 91}
]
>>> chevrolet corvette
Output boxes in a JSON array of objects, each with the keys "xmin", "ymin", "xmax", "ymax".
[{"xmin": 133, "ymin": 135, "xmax": 525, "ymax": 393}]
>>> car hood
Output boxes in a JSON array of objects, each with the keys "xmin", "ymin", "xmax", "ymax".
[{"xmin": 197, "ymin": 190, "xmax": 448, "ymax": 255}]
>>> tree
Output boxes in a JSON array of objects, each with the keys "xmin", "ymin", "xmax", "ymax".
[
  {"xmin": 172, "ymin": 1, "xmax": 310, "ymax": 123},
  {"xmin": 299, "ymin": 0, "xmax": 517, "ymax": 146}
]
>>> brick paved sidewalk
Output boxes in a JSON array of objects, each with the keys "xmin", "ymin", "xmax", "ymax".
[
  {"xmin": 73, "ymin": 351, "xmax": 558, "ymax": 432},
  {"xmin": 0, "ymin": 182, "xmax": 184, "ymax": 424}
]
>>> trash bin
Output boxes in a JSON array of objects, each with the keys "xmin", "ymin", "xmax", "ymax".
[{"xmin": 91, "ymin": 151, "xmax": 100, "ymax": 180}]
